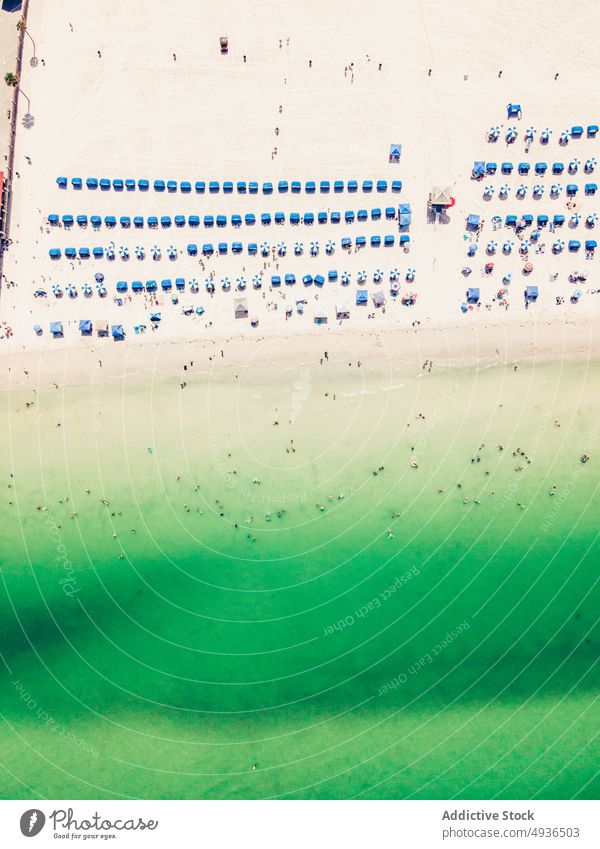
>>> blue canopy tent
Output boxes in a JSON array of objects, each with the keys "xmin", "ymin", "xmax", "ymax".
[
  {"xmin": 154, "ymin": 179, "xmax": 165, "ymax": 191},
  {"xmin": 187, "ymin": 243, "xmax": 198, "ymax": 255},
  {"xmin": 568, "ymin": 240, "xmax": 581, "ymax": 251},
  {"xmin": 348, "ymin": 180, "xmax": 358, "ymax": 192},
  {"xmin": 553, "ymin": 214, "xmax": 565, "ymax": 226},
  {"xmin": 116, "ymin": 281, "xmax": 128, "ymax": 293},
  {"xmin": 304, "ymin": 212, "xmax": 315, "ymax": 224},
  {"xmin": 249, "ymin": 181, "xmax": 259, "ymax": 193},
  {"xmin": 525, "ymin": 285, "xmax": 539, "ymax": 301},
  {"xmin": 245, "ymin": 213, "xmax": 256, "ymax": 225},
  {"xmin": 167, "ymin": 180, "xmax": 177, "ymax": 192},
  {"xmin": 50, "ymin": 321, "xmax": 63, "ymax": 336},
  {"xmin": 466, "ymin": 213, "xmax": 480, "ymax": 230},
  {"xmin": 507, "ymin": 103, "xmax": 521, "ymax": 118},
  {"xmin": 111, "ymin": 324, "xmax": 125, "ymax": 339},
  {"xmin": 328, "ymin": 270, "xmax": 338, "ymax": 281},
  {"xmin": 399, "ymin": 203, "xmax": 412, "ymax": 227},
  {"xmin": 356, "ymin": 289, "xmax": 368, "ymax": 305},
  {"xmin": 148, "ymin": 216, "xmax": 159, "ymax": 228},
  {"xmin": 174, "ymin": 215, "xmax": 185, "ymax": 227},
  {"xmin": 472, "ymin": 161, "xmax": 485, "ymax": 177},
  {"xmin": 466, "ymin": 288, "xmax": 480, "ymax": 303},
  {"xmin": 248, "ymin": 243, "xmax": 257, "ymax": 255},
  {"xmin": 146, "ymin": 280, "xmax": 157, "ymax": 292},
  {"xmin": 79, "ymin": 320, "xmax": 92, "ymax": 334},
  {"xmin": 518, "ymin": 162, "xmax": 530, "ymax": 175},
  {"xmin": 175, "ymin": 278, "xmax": 185, "ymax": 290},
  {"xmin": 318, "ymin": 212, "xmax": 327, "ymax": 224},
  {"xmin": 371, "ymin": 208, "xmax": 381, "ymax": 220}
]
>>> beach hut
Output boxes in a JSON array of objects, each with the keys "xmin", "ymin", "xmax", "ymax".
[
  {"xmin": 234, "ymin": 298, "xmax": 248, "ymax": 319},
  {"xmin": 50, "ymin": 321, "xmax": 63, "ymax": 337},
  {"xmin": 356, "ymin": 289, "xmax": 368, "ymax": 305},
  {"xmin": 336, "ymin": 304, "xmax": 350, "ymax": 320},
  {"xmin": 389, "ymin": 144, "xmax": 402, "ymax": 163},
  {"xmin": 79, "ymin": 320, "xmax": 92, "ymax": 335},
  {"xmin": 466, "ymin": 287, "xmax": 480, "ymax": 304},
  {"xmin": 314, "ymin": 310, "xmax": 328, "ymax": 325},
  {"xmin": 111, "ymin": 324, "xmax": 125, "ymax": 339}
]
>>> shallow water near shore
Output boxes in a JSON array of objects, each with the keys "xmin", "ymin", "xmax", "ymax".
[{"xmin": 0, "ymin": 358, "xmax": 599, "ymax": 799}]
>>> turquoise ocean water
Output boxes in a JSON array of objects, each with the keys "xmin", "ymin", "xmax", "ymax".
[{"xmin": 0, "ymin": 359, "xmax": 598, "ymax": 798}]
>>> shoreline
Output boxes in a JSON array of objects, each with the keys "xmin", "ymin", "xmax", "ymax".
[{"xmin": 1, "ymin": 316, "xmax": 599, "ymax": 391}]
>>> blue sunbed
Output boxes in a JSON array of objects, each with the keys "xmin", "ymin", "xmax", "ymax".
[
  {"xmin": 148, "ymin": 216, "xmax": 158, "ymax": 227},
  {"xmin": 223, "ymin": 181, "xmax": 234, "ymax": 193},
  {"xmin": 174, "ymin": 215, "xmax": 185, "ymax": 227},
  {"xmin": 237, "ymin": 181, "xmax": 247, "ymax": 193},
  {"xmin": 154, "ymin": 179, "xmax": 165, "ymax": 191},
  {"xmin": 180, "ymin": 181, "xmax": 191, "ymax": 193},
  {"xmin": 138, "ymin": 178, "xmax": 149, "ymax": 190},
  {"xmin": 71, "ymin": 177, "xmax": 82, "ymax": 189},
  {"xmin": 99, "ymin": 178, "xmax": 110, "ymax": 190},
  {"xmin": 86, "ymin": 178, "xmax": 98, "ymax": 189},
  {"xmin": 209, "ymin": 181, "xmax": 219, "ymax": 193},
  {"xmin": 245, "ymin": 213, "xmax": 256, "ymax": 225},
  {"xmin": 187, "ymin": 243, "xmax": 197, "ymax": 255}
]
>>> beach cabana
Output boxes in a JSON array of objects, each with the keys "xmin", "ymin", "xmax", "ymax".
[
  {"xmin": 317, "ymin": 212, "xmax": 327, "ymax": 224},
  {"xmin": 341, "ymin": 237, "xmax": 351, "ymax": 249},
  {"xmin": 33, "ymin": 324, "xmax": 43, "ymax": 335},
  {"xmin": 131, "ymin": 281, "xmax": 142, "ymax": 293},
  {"xmin": 385, "ymin": 207, "xmax": 396, "ymax": 220},
  {"xmin": 304, "ymin": 212, "xmax": 315, "ymax": 224},
  {"xmin": 105, "ymin": 215, "xmax": 117, "ymax": 227},
  {"xmin": 535, "ymin": 162, "xmax": 547, "ymax": 174},
  {"xmin": 153, "ymin": 179, "xmax": 165, "ymax": 191},
  {"xmin": 146, "ymin": 280, "xmax": 158, "ymax": 292},
  {"xmin": 218, "ymin": 242, "xmax": 228, "ymax": 254},
  {"xmin": 216, "ymin": 215, "xmax": 227, "ymax": 227},
  {"xmin": 223, "ymin": 181, "xmax": 233, "ymax": 193},
  {"xmin": 391, "ymin": 180, "xmax": 402, "ymax": 192},
  {"xmin": 376, "ymin": 180, "xmax": 387, "ymax": 192},
  {"xmin": 585, "ymin": 240, "xmax": 597, "ymax": 251},
  {"xmin": 552, "ymin": 162, "xmax": 564, "ymax": 174},
  {"xmin": 486, "ymin": 163, "xmax": 497, "ymax": 175},
  {"xmin": 585, "ymin": 183, "xmax": 597, "ymax": 195},
  {"xmin": 357, "ymin": 209, "xmax": 368, "ymax": 222},
  {"xmin": 466, "ymin": 213, "xmax": 480, "ymax": 231},
  {"xmin": 518, "ymin": 162, "xmax": 530, "ymax": 175},
  {"xmin": 571, "ymin": 125, "xmax": 584, "ymax": 138},
  {"xmin": 501, "ymin": 162, "xmax": 513, "ymax": 174},
  {"xmin": 79, "ymin": 247, "xmax": 90, "ymax": 258},
  {"xmin": 79, "ymin": 320, "xmax": 92, "ymax": 335},
  {"xmin": 399, "ymin": 234, "xmax": 410, "ymax": 246},
  {"xmin": 86, "ymin": 178, "xmax": 98, "ymax": 189},
  {"xmin": 566, "ymin": 184, "xmax": 578, "ymax": 196},
  {"xmin": 568, "ymin": 240, "xmax": 581, "ymax": 251},
  {"xmin": 553, "ymin": 214, "xmax": 565, "ymax": 226},
  {"xmin": 232, "ymin": 242, "xmax": 243, "ymax": 254},
  {"xmin": 371, "ymin": 235, "xmax": 381, "ymax": 247},
  {"xmin": 345, "ymin": 210, "xmax": 355, "ymax": 223},
  {"xmin": 180, "ymin": 181, "xmax": 191, "ymax": 193},
  {"xmin": 328, "ymin": 270, "xmax": 338, "ymax": 281},
  {"xmin": 166, "ymin": 180, "xmax": 177, "ymax": 192},
  {"xmin": 263, "ymin": 182, "xmax": 274, "ymax": 194},
  {"xmin": 587, "ymin": 125, "xmax": 599, "ymax": 137},
  {"xmin": 111, "ymin": 324, "xmax": 125, "ymax": 339},
  {"xmin": 399, "ymin": 203, "xmax": 412, "ymax": 226},
  {"xmin": 285, "ymin": 273, "xmax": 296, "ymax": 285},
  {"xmin": 537, "ymin": 214, "xmax": 549, "ymax": 227},
  {"xmin": 187, "ymin": 215, "xmax": 200, "ymax": 228},
  {"xmin": 331, "ymin": 211, "xmax": 341, "ymax": 223},
  {"xmin": 356, "ymin": 289, "xmax": 368, "ymax": 305},
  {"xmin": 56, "ymin": 176, "xmax": 67, "ymax": 188},
  {"xmin": 202, "ymin": 244, "xmax": 214, "ymax": 256},
  {"xmin": 93, "ymin": 246, "xmax": 104, "ymax": 258},
  {"xmin": 356, "ymin": 236, "xmax": 366, "ymax": 248},
  {"xmin": 302, "ymin": 274, "xmax": 313, "ymax": 286},
  {"xmin": 99, "ymin": 178, "xmax": 111, "ymax": 190},
  {"xmin": 50, "ymin": 321, "xmax": 63, "ymax": 336},
  {"xmin": 371, "ymin": 208, "xmax": 382, "ymax": 220},
  {"xmin": 348, "ymin": 180, "xmax": 358, "ymax": 192},
  {"xmin": 466, "ymin": 287, "xmax": 480, "ymax": 304},
  {"xmin": 362, "ymin": 180, "xmax": 373, "ymax": 192},
  {"xmin": 90, "ymin": 215, "xmax": 101, "ymax": 228},
  {"xmin": 334, "ymin": 180, "xmax": 344, "ymax": 192},
  {"xmin": 384, "ymin": 235, "xmax": 395, "ymax": 246},
  {"xmin": 160, "ymin": 279, "xmax": 172, "ymax": 291},
  {"xmin": 174, "ymin": 215, "xmax": 185, "ymax": 227},
  {"xmin": 277, "ymin": 180, "xmax": 288, "ymax": 193},
  {"xmin": 113, "ymin": 179, "xmax": 124, "ymax": 191},
  {"xmin": 525, "ymin": 285, "xmax": 539, "ymax": 301},
  {"xmin": 116, "ymin": 281, "xmax": 128, "ymax": 293},
  {"xmin": 136, "ymin": 178, "xmax": 148, "ymax": 191},
  {"xmin": 291, "ymin": 181, "xmax": 301, "ymax": 193},
  {"xmin": 65, "ymin": 247, "xmax": 76, "ymax": 258},
  {"xmin": 275, "ymin": 211, "xmax": 285, "ymax": 224},
  {"xmin": 234, "ymin": 298, "xmax": 248, "ymax": 319},
  {"xmin": 194, "ymin": 181, "xmax": 205, "ymax": 193},
  {"xmin": 48, "ymin": 214, "xmax": 59, "ymax": 225},
  {"xmin": 77, "ymin": 215, "xmax": 88, "ymax": 226},
  {"xmin": 288, "ymin": 212, "xmax": 300, "ymax": 225},
  {"xmin": 71, "ymin": 177, "xmax": 82, "ymax": 189},
  {"xmin": 175, "ymin": 278, "xmax": 185, "ymax": 290},
  {"xmin": 305, "ymin": 181, "xmax": 316, "ymax": 193},
  {"xmin": 209, "ymin": 181, "xmax": 220, "ymax": 193},
  {"xmin": 507, "ymin": 103, "xmax": 521, "ymax": 118},
  {"xmin": 249, "ymin": 181, "xmax": 259, "ymax": 193},
  {"xmin": 120, "ymin": 216, "xmax": 131, "ymax": 228},
  {"xmin": 261, "ymin": 213, "xmax": 272, "ymax": 225},
  {"xmin": 320, "ymin": 180, "xmax": 330, "ymax": 193}
]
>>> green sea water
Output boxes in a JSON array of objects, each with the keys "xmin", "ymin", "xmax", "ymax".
[{"xmin": 0, "ymin": 358, "xmax": 598, "ymax": 799}]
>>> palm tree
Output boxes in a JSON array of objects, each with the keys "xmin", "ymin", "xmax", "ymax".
[{"xmin": 4, "ymin": 72, "xmax": 18, "ymax": 87}]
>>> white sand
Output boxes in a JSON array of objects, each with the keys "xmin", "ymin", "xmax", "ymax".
[{"xmin": 2, "ymin": 0, "xmax": 600, "ymax": 381}]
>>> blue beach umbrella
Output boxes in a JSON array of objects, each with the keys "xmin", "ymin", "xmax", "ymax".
[
  {"xmin": 341, "ymin": 272, "xmax": 351, "ymax": 285},
  {"xmin": 540, "ymin": 128, "xmax": 551, "ymax": 143},
  {"xmin": 261, "ymin": 242, "xmax": 270, "ymax": 256},
  {"xmin": 525, "ymin": 127, "xmax": 536, "ymax": 142},
  {"xmin": 570, "ymin": 212, "xmax": 580, "ymax": 226},
  {"xmin": 586, "ymin": 213, "xmax": 598, "ymax": 227},
  {"xmin": 519, "ymin": 240, "xmax": 531, "ymax": 254},
  {"xmin": 97, "ymin": 284, "xmax": 107, "ymax": 296},
  {"xmin": 560, "ymin": 130, "xmax": 569, "ymax": 144},
  {"xmin": 406, "ymin": 268, "xmax": 416, "ymax": 281},
  {"xmin": 326, "ymin": 240, "xmax": 335, "ymax": 254},
  {"xmin": 550, "ymin": 183, "xmax": 562, "ymax": 196},
  {"xmin": 52, "ymin": 284, "xmax": 62, "ymax": 297},
  {"xmin": 516, "ymin": 184, "xmax": 527, "ymax": 198},
  {"xmin": 151, "ymin": 245, "xmax": 161, "ymax": 258},
  {"xmin": 357, "ymin": 270, "xmax": 367, "ymax": 282},
  {"xmin": 506, "ymin": 127, "xmax": 518, "ymax": 143},
  {"xmin": 552, "ymin": 240, "xmax": 565, "ymax": 253},
  {"xmin": 533, "ymin": 184, "xmax": 544, "ymax": 196},
  {"xmin": 499, "ymin": 184, "xmax": 510, "ymax": 197},
  {"xmin": 373, "ymin": 269, "xmax": 383, "ymax": 283},
  {"xmin": 135, "ymin": 245, "xmax": 145, "ymax": 259},
  {"xmin": 294, "ymin": 241, "xmax": 303, "ymax": 255},
  {"xmin": 488, "ymin": 126, "xmax": 500, "ymax": 141},
  {"xmin": 277, "ymin": 241, "xmax": 287, "ymax": 256},
  {"xmin": 106, "ymin": 245, "xmax": 115, "ymax": 260},
  {"xmin": 252, "ymin": 274, "xmax": 262, "ymax": 289},
  {"xmin": 236, "ymin": 277, "xmax": 246, "ymax": 290},
  {"xmin": 390, "ymin": 268, "xmax": 400, "ymax": 280},
  {"xmin": 221, "ymin": 278, "xmax": 231, "ymax": 291},
  {"xmin": 167, "ymin": 245, "xmax": 177, "ymax": 258},
  {"xmin": 189, "ymin": 280, "xmax": 199, "ymax": 292},
  {"xmin": 67, "ymin": 284, "xmax": 77, "ymax": 297},
  {"xmin": 585, "ymin": 158, "xmax": 597, "ymax": 173},
  {"xmin": 483, "ymin": 184, "xmax": 494, "ymax": 197},
  {"xmin": 310, "ymin": 241, "xmax": 319, "ymax": 255},
  {"xmin": 503, "ymin": 240, "xmax": 514, "ymax": 254},
  {"xmin": 82, "ymin": 284, "xmax": 93, "ymax": 296},
  {"xmin": 486, "ymin": 241, "xmax": 497, "ymax": 254},
  {"xmin": 568, "ymin": 159, "xmax": 580, "ymax": 173}
]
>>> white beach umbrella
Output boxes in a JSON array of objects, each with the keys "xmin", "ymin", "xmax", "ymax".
[
  {"xmin": 277, "ymin": 241, "xmax": 287, "ymax": 256},
  {"xmin": 516, "ymin": 184, "xmax": 527, "ymax": 198},
  {"xmin": 584, "ymin": 158, "xmax": 597, "ymax": 173},
  {"xmin": 189, "ymin": 279, "xmax": 199, "ymax": 292},
  {"xmin": 570, "ymin": 212, "xmax": 580, "ymax": 226},
  {"xmin": 167, "ymin": 245, "xmax": 177, "ymax": 258},
  {"xmin": 533, "ymin": 184, "xmax": 544, "ymax": 197},
  {"xmin": 540, "ymin": 128, "xmax": 551, "ymax": 143},
  {"xmin": 405, "ymin": 268, "xmax": 416, "ymax": 282},
  {"xmin": 550, "ymin": 183, "xmax": 562, "ymax": 196},
  {"xmin": 586, "ymin": 213, "xmax": 598, "ymax": 227},
  {"xmin": 52, "ymin": 284, "xmax": 62, "ymax": 297},
  {"xmin": 486, "ymin": 241, "xmax": 497, "ymax": 255},
  {"xmin": 325, "ymin": 240, "xmax": 335, "ymax": 254},
  {"xmin": 488, "ymin": 126, "xmax": 500, "ymax": 141},
  {"xmin": 341, "ymin": 272, "xmax": 351, "ymax": 285},
  {"xmin": 373, "ymin": 269, "xmax": 383, "ymax": 283},
  {"xmin": 310, "ymin": 241, "xmax": 319, "ymax": 256},
  {"xmin": 483, "ymin": 184, "xmax": 494, "ymax": 197},
  {"xmin": 82, "ymin": 284, "xmax": 93, "ymax": 296},
  {"xmin": 506, "ymin": 127, "xmax": 518, "ymax": 142},
  {"xmin": 499, "ymin": 184, "xmax": 510, "ymax": 197},
  {"xmin": 252, "ymin": 274, "xmax": 262, "ymax": 289},
  {"xmin": 261, "ymin": 242, "xmax": 270, "ymax": 256},
  {"xmin": 503, "ymin": 240, "xmax": 514, "ymax": 254},
  {"xmin": 503, "ymin": 272, "xmax": 512, "ymax": 283},
  {"xmin": 294, "ymin": 241, "xmax": 303, "ymax": 255},
  {"xmin": 106, "ymin": 246, "xmax": 115, "ymax": 259},
  {"xmin": 236, "ymin": 277, "xmax": 246, "ymax": 290},
  {"xmin": 357, "ymin": 270, "xmax": 367, "ymax": 282},
  {"xmin": 135, "ymin": 245, "xmax": 145, "ymax": 259},
  {"xmin": 221, "ymin": 278, "xmax": 231, "ymax": 290},
  {"xmin": 568, "ymin": 158, "xmax": 580, "ymax": 173},
  {"xmin": 66, "ymin": 284, "xmax": 77, "ymax": 297},
  {"xmin": 389, "ymin": 268, "xmax": 400, "ymax": 281},
  {"xmin": 96, "ymin": 284, "xmax": 107, "ymax": 296}
]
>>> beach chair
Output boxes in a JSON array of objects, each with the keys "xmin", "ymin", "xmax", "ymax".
[
  {"xmin": 189, "ymin": 215, "xmax": 200, "ymax": 227},
  {"xmin": 237, "ymin": 181, "xmax": 247, "ymax": 193},
  {"xmin": 223, "ymin": 181, "xmax": 234, "ymax": 193},
  {"xmin": 138, "ymin": 178, "xmax": 149, "ymax": 190},
  {"xmin": 56, "ymin": 176, "xmax": 67, "ymax": 188},
  {"xmin": 86, "ymin": 178, "xmax": 98, "ymax": 189},
  {"xmin": 187, "ymin": 243, "xmax": 198, "ymax": 255},
  {"xmin": 305, "ymin": 181, "xmax": 316, "ymax": 193},
  {"xmin": 195, "ymin": 181, "xmax": 205, "ymax": 193},
  {"xmin": 371, "ymin": 208, "xmax": 382, "ymax": 220},
  {"xmin": 249, "ymin": 181, "xmax": 259, "ymax": 194},
  {"xmin": 271, "ymin": 275, "xmax": 281, "ymax": 286},
  {"xmin": 148, "ymin": 216, "xmax": 158, "ymax": 228},
  {"xmin": 120, "ymin": 216, "xmax": 131, "ymax": 228},
  {"xmin": 160, "ymin": 215, "xmax": 172, "ymax": 227},
  {"xmin": 345, "ymin": 210, "xmax": 355, "ymax": 223},
  {"xmin": 334, "ymin": 180, "xmax": 344, "ymax": 193},
  {"xmin": 216, "ymin": 215, "xmax": 227, "ymax": 227},
  {"xmin": 331, "ymin": 211, "xmax": 341, "ymax": 223},
  {"xmin": 391, "ymin": 180, "xmax": 402, "ymax": 192},
  {"xmin": 71, "ymin": 177, "xmax": 82, "ymax": 189},
  {"xmin": 376, "ymin": 180, "xmax": 387, "ymax": 192},
  {"xmin": 384, "ymin": 235, "xmax": 395, "ymax": 246},
  {"xmin": 320, "ymin": 181, "xmax": 330, "ymax": 193},
  {"xmin": 348, "ymin": 180, "xmax": 358, "ymax": 192},
  {"xmin": 277, "ymin": 180, "xmax": 288, "ymax": 193},
  {"xmin": 501, "ymin": 162, "xmax": 513, "ymax": 175},
  {"xmin": 180, "ymin": 181, "xmax": 192, "ymax": 193},
  {"xmin": 154, "ymin": 180, "xmax": 165, "ymax": 191},
  {"xmin": 204, "ymin": 215, "xmax": 214, "ymax": 227},
  {"xmin": 291, "ymin": 181, "xmax": 301, "ymax": 193},
  {"xmin": 245, "ymin": 213, "xmax": 256, "ymax": 225},
  {"xmin": 318, "ymin": 212, "xmax": 328, "ymax": 224},
  {"xmin": 304, "ymin": 212, "xmax": 315, "ymax": 224},
  {"xmin": 209, "ymin": 181, "xmax": 219, "ymax": 193}
]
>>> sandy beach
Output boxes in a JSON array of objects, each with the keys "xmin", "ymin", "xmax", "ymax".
[{"xmin": 1, "ymin": 0, "xmax": 600, "ymax": 382}]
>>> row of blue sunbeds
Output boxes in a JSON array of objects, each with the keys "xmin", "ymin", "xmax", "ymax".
[
  {"xmin": 47, "ymin": 208, "xmax": 402, "ymax": 229},
  {"xmin": 504, "ymin": 213, "xmax": 581, "ymax": 227},
  {"xmin": 56, "ymin": 178, "xmax": 403, "ymax": 194},
  {"xmin": 474, "ymin": 160, "xmax": 598, "ymax": 179},
  {"xmin": 48, "ymin": 234, "xmax": 409, "ymax": 260},
  {"xmin": 112, "ymin": 272, "xmax": 366, "ymax": 292}
]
